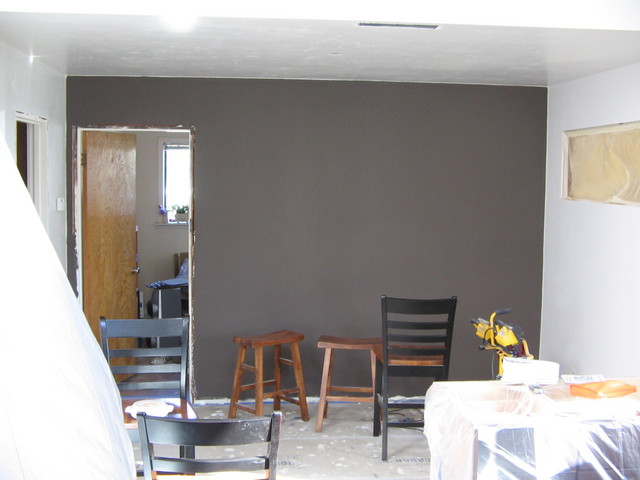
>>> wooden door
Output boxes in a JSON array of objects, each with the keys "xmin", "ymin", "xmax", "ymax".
[{"xmin": 82, "ymin": 131, "xmax": 138, "ymax": 341}]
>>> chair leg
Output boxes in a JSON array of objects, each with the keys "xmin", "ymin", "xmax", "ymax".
[
  {"xmin": 273, "ymin": 344, "xmax": 282, "ymax": 412},
  {"xmin": 255, "ymin": 346, "xmax": 264, "ymax": 416},
  {"xmin": 381, "ymin": 369, "xmax": 389, "ymax": 461},
  {"xmin": 315, "ymin": 347, "xmax": 333, "ymax": 432},
  {"xmin": 290, "ymin": 341, "xmax": 310, "ymax": 421},
  {"xmin": 229, "ymin": 345, "xmax": 246, "ymax": 418}
]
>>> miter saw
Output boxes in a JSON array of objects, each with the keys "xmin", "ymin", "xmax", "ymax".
[{"xmin": 471, "ymin": 308, "xmax": 533, "ymax": 378}]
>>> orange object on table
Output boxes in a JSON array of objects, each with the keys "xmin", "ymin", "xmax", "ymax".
[{"xmin": 569, "ymin": 380, "xmax": 637, "ymax": 399}]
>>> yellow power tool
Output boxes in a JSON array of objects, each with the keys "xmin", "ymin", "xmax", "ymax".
[{"xmin": 471, "ymin": 308, "xmax": 533, "ymax": 378}]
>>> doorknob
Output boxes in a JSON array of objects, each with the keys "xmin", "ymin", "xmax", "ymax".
[{"xmin": 131, "ymin": 267, "xmax": 140, "ymax": 274}]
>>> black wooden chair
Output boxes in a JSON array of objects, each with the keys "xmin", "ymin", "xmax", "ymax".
[
  {"xmin": 137, "ymin": 411, "xmax": 282, "ymax": 480},
  {"xmin": 373, "ymin": 295, "xmax": 457, "ymax": 461},
  {"xmin": 99, "ymin": 317, "xmax": 189, "ymax": 399}
]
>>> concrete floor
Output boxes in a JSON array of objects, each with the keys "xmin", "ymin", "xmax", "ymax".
[{"xmin": 192, "ymin": 401, "xmax": 431, "ymax": 480}]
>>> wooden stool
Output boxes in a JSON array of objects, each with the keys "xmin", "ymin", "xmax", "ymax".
[
  {"xmin": 228, "ymin": 330, "xmax": 309, "ymax": 421},
  {"xmin": 315, "ymin": 335, "xmax": 382, "ymax": 432}
]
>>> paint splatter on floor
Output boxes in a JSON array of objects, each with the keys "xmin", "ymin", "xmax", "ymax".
[{"xmin": 193, "ymin": 401, "xmax": 431, "ymax": 480}]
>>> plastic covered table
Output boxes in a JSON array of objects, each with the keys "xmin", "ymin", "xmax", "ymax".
[{"xmin": 424, "ymin": 379, "xmax": 640, "ymax": 480}]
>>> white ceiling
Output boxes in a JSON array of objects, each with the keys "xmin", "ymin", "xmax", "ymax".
[{"xmin": 2, "ymin": 1, "xmax": 640, "ymax": 86}]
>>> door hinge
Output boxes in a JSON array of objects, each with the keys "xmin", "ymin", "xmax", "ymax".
[{"xmin": 81, "ymin": 153, "xmax": 87, "ymax": 167}]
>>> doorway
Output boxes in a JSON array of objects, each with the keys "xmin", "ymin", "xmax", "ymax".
[
  {"xmin": 15, "ymin": 112, "xmax": 48, "ymax": 223},
  {"xmin": 72, "ymin": 125, "xmax": 194, "ymax": 391}
]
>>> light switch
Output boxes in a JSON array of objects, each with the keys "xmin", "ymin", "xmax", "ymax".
[{"xmin": 56, "ymin": 197, "xmax": 65, "ymax": 211}]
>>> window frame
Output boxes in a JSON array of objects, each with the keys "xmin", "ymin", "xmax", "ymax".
[
  {"xmin": 158, "ymin": 137, "xmax": 191, "ymax": 223},
  {"xmin": 563, "ymin": 120, "xmax": 640, "ymax": 206}
]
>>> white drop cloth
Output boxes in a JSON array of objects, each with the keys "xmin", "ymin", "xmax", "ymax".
[{"xmin": 0, "ymin": 133, "xmax": 135, "ymax": 479}]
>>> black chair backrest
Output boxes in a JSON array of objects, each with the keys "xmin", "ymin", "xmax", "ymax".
[
  {"xmin": 381, "ymin": 295, "xmax": 457, "ymax": 380},
  {"xmin": 99, "ymin": 317, "xmax": 188, "ymax": 399},
  {"xmin": 137, "ymin": 411, "xmax": 281, "ymax": 479}
]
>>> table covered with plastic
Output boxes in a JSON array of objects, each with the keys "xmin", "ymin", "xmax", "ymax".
[{"xmin": 424, "ymin": 380, "xmax": 640, "ymax": 480}]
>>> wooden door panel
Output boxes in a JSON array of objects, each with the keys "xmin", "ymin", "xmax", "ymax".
[{"xmin": 82, "ymin": 131, "xmax": 138, "ymax": 341}]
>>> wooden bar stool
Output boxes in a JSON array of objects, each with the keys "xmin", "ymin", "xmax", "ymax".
[
  {"xmin": 315, "ymin": 335, "xmax": 382, "ymax": 432},
  {"xmin": 228, "ymin": 329, "xmax": 310, "ymax": 421}
]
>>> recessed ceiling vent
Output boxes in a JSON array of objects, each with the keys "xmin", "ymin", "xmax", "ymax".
[{"xmin": 357, "ymin": 22, "xmax": 440, "ymax": 30}]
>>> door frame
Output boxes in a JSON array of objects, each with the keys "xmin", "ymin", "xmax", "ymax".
[
  {"xmin": 16, "ymin": 111, "xmax": 48, "ymax": 224},
  {"xmin": 72, "ymin": 124, "xmax": 195, "ymax": 396}
]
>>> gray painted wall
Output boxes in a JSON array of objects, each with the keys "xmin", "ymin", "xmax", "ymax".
[{"xmin": 67, "ymin": 77, "xmax": 547, "ymax": 399}]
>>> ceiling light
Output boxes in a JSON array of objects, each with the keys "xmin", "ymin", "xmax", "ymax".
[{"xmin": 162, "ymin": 14, "xmax": 197, "ymax": 32}]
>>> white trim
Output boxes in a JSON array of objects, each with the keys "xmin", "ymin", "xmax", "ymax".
[
  {"xmin": 15, "ymin": 112, "xmax": 48, "ymax": 227},
  {"xmin": 157, "ymin": 135, "xmax": 190, "ymax": 222},
  {"xmin": 74, "ymin": 128, "xmax": 85, "ymax": 307}
]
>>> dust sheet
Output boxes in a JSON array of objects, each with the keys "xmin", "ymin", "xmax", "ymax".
[{"xmin": 0, "ymin": 133, "xmax": 135, "ymax": 479}]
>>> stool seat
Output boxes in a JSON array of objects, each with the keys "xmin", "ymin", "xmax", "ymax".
[
  {"xmin": 234, "ymin": 329, "xmax": 305, "ymax": 347},
  {"xmin": 317, "ymin": 335, "xmax": 382, "ymax": 351},
  {"xmin": 315, "ymin": 335, "xmax": 382, "ymax": 432},
  {"xmin": 229, "ymin": 330, "xmax": 309, "ymax": 421}
]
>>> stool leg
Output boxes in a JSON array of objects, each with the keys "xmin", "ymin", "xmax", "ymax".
[
  {"xmin": 315, "ymin": 347, "xmax": 333, "ymax": 432},
  {"xmin": 228, "ymin": 345, "xmax": 246, "ymax": 418},
  {"xmin": 273, "ymin": 344, "xmax": 282, "ymax": 412},
  {"xmin": 325, "ymin": 350, "xmax": 334, "ymax": 418},
  {"xmin": 369, "ymin": 350, "xmax": 377, "ymax": 401},
  {"xmin": 290, "ymin": 341, "xmax": 310, "ymax": 421},
  {"xmin": 373, "ymin": 358, "xmax": 382, "ymax": 437},
  {"xmin": 255, "ymin": 345, "xmax": 264, "ymax": 416}
]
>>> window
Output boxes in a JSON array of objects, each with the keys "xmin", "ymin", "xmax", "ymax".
[
  {"xmin": 564, "ymin": 121, "xmax": 640, "ymax": 206},
  {"xmin": 161, "ymin": 141, "xmax": 191, "ymax": 222}
]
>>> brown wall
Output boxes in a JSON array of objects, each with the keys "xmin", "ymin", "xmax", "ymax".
[{"xmin": 67, "ymin": 77, "xmax": 547, "ymax": 399}]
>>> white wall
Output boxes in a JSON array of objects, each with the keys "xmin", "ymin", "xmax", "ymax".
[
  {"xmin": 0, "ymin": 41, "xmax": 67, "ymax": 267},
  {"xmin": 542, "ymin": 61, "xmax": 640, "ymax": 376}
]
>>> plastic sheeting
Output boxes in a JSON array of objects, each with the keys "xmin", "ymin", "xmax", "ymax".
[
  {"xmin": 424, "ymin": 380, "xmax": 640, "ymax": 480},
  {"xmin": 0, "ymin": 133, "xmax": 135, "ymax": 479}
]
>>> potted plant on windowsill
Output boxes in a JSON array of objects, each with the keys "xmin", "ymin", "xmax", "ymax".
[{"xmin": 172, "ymin": 204, "xmax": 189, "ymax": 223}]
